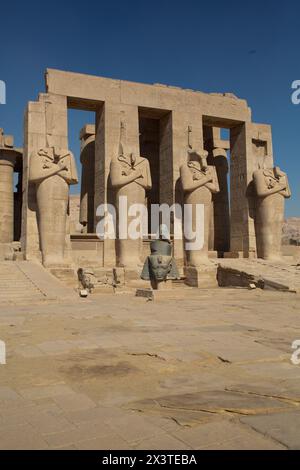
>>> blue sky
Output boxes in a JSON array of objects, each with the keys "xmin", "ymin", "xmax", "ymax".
[{"xmin": 0, "ymin": 0, "xmax": 299, "ymax": 215}]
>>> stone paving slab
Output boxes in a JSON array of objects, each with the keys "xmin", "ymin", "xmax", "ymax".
[
  {"xmin": 0, "ymin": 288, "xmax": 299, "ymax": 449},
  {"xmin": 127, "ymin": 389, "xmax": 294, "ymax": 419},
  {"xmin": 240, "ymin": 412, "xmax": 300, "ymax": 449},
  {"xmin": 172, "ymin": 420, "xmax": 286, "ymax": 450}
]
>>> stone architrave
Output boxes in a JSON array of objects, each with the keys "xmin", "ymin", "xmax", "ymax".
[
  {"xmin": 253, "ymin": 166, "xmax": 291, "ymax": 261},
  {"xmin": 110, "ymin": 144, "xmax": 152, "ymax": 268},
  {"xmin": 29, "ymin": 146, "xmax": 78, "ymax": 267},
  {"xmin": 180, "ymin": 150, "xmax": 220, "ymax": 267}
]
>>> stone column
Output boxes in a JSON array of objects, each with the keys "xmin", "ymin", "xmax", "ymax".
[
  {"xmin": 0, "ymin": 149, "xmax": 18, "ymax": 243},
  {"xmin": 230, "ymin": 123, "xmax": 256, "ymax": 258},
  {"xmin": 14, "ymin": 169, "xmax": 23, "ymax": 242},
  {"xmin": 172, "ymin": 110, "xmax": 204, "ymax": 272},
  {"xmin": 22, "ymin": 93, "xmax": 71, "ymax": 264},
  {"xmin": 22, "ymin": 98, "xmax": 47, "ymax": 261},
  {"xmin": 79, "ymin": 125, "xmax": 95, "ymax": 233},
  {"xmin": 229, "ymin": 123, "xmax": 274, "ymax": 258},
  {"xmin": 94, "ymin": 103, "xmax": 141, "ymax": 268},
  {"xmin": 180, "ymin": 150, "xmax": 220, "ymax": 288},
  {"xmin": 203, "ymin": 126, "xmax": 230, "ymax": 254},
  {"xmin": 211, "ymin": 148, "xmax": 230, "ymax": 253}
]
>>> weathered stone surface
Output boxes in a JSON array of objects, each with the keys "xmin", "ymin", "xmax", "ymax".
[
  {"xmin": 172, "ymin": 420, "xmax": 285, "ymax": 450},
  {"xmin": 0, "ymin": 287, "xmax": 299, "ymax": 449},
  {"xmin": 184, "ymin": 263, "xmax": 218, "ymax": 288},
  {"xmin": 240, "ymin": 412, "xmax": 300, "ymax": 449},
  {"xmin": 136, "ymin": 288, "xmax": 153, "ymax": 300},
  {"xmin": 128, "ymin": 389, "xmax": 293, "ymax": 417}
]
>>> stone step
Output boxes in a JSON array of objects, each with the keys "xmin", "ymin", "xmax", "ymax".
[
  {"xmin": 0, "ymin": 298, "xmax": 46, "ymax": 304},
  {"xmin": 0, "ymin": 295, "xmax": 45, "ymax": 300},
  {"xmin": 0, "ymin": 290, "xmax": 43, "ymax": 295},
  {"xmin": 0, "ymin": 281, "xmax": 41, "ymax": 285},
  {"xmin": 0, "ymin": 261, "xmax": 77, "ymax": 303}
]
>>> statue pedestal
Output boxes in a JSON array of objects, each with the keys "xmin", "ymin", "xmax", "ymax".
[
  {"xmin": 150, "ymin": 279, "xmax": 173, "ymax": 291},
  {"xmin": 224, "ymin": 251, "xmax": 257, "ymax": 259},
  {"xmin": 48, "ymin": 264, "xmax": 77, "ymax": 287},
  {"xmin": 113, "ymin": 267, "xmax": 149, "ymax": 289},
  {"xmin": 184, "ymin": 265, "xmax": 217, "ymax": 288},
  {"xmin": 135, "ymin": 283, "xmax": 173, "ymax": 301}
]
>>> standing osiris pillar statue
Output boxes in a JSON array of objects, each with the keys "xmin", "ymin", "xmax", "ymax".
[
  {"xmin": 29, "ymin": 146, "xmax": 78, "ymax": 267},
  {"xmin": 110, "ymin": 147, "xmax": 152, "ymax": 268},
  {"xmin": 180, "ymin": 150, "xmax": 219, "ymax": 266},
  {"xmin": 253, "ymin": 166, "xmax": 291, "ymax": 261}
]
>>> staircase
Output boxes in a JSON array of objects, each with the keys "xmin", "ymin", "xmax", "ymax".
[
  {"xmin": 0, "ymin": 261, "xmax": 45, "ymax": 303},
  {"xmin": 0, "ymin": 261, "xmax": 77, "ymax": 304}
]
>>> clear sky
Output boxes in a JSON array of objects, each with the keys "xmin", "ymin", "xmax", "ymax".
[{"xmin": 0, "ymin": 0, "xmax": 299, "ymax": 216}]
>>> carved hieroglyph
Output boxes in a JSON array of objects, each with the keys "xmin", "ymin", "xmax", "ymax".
[
  {"xmin": 180, "ymin": 150, "xmax": 220, "ymax": 266},
  {"xmin": 29, "ymin": 146, "xmax": 78, "ymax": 267},
  {"xmin": 110, "ymin": 142, "xmax": 152, "ymax": 268},
  {"xmin": 253, "ymin": 166, "xmax": 291, "ymax": 260}
]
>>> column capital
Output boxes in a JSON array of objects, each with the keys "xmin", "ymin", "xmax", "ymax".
[{"xmin": 0, "ymin": 148, "xmax": 22, "ymax": 168}]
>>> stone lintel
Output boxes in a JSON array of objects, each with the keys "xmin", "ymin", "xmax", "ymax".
[{"xmin": 45, "ymin": 68, "xmax": 251, "ymax": 123}]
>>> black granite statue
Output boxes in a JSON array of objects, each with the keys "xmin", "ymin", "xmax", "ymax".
[{"xmin": 141, "ymin": 237, "xmax": 180, "ymax": 289}]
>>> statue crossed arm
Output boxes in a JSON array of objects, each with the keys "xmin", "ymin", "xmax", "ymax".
[
  {"xmin": 29, "ymin": 158, "xmax": 66, "ymax": 183},
  {"xmin": 110, "ymin": 153, "xmax": 152, "ymax": 190},
  {"xmin": 29, "ymin": 147, "xmax": 78, "ymax": 186},
  {"xmin": 180, "ymin": 165, "xmax": 217, "ymax": 193},
  {"xmin": 180, "ymin": 150, "xmax": 219, "ymax": 194},
  {"xmin": 135, "ymin": 160, "xmax": 152, "ymax": 190},
  {"xmin": 253, "ymin": 167, "xmax": 291, "ymax": 199}
]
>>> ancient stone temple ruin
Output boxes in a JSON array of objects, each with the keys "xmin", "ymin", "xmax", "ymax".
[{"xmin": 0, "ymin": 69, "xmax": 295, "ymax": 294}]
